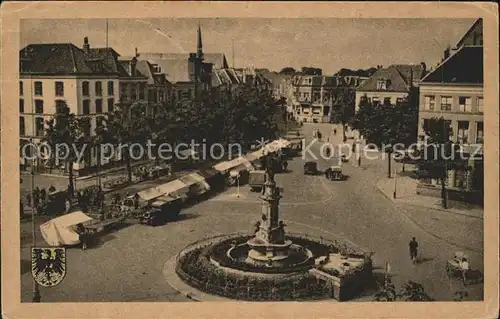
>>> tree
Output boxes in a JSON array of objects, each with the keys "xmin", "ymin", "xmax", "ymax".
[
  {"xmin": 351, "ymin": 92, "xmax": 419, "ymax": 176},
  {"xmin": 373, "ymin": 278, "xmax": 434, "ymax": 301},
  {"xmin": 279, "ymin": 67, "xmax": 296, "ymax": 75},
  {"xmin": 329, "ymin": 88, "xmax": 356, "ymax": 140},
  {"xmin": 44, "ymin": 102, "xmax": 85, "ymax": 197},
  {"xmin": 301, "ymin": 67, "xmax": 322, "ymax": 75},
  {"xmin": 419, "ymin": 117, "xmax": 459, "ymax": 208},
  {"xmin": 104, "ymin": 101, "xmax": 151, "ymax": 182}
]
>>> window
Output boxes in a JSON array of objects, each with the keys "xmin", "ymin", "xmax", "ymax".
[
  {"xmin": 139, "ymin": 84, "xmax": 145, "ymax": 100},
  {"xmin": 95, "ymin": 99, "xmax": 103, "ymax": 113},
  {"xmin": 424, "ymin": 96, "xmax": 435, "ymax": 110},
  {"xmin": 20, "ymin": 116, "xmax": 25, "ymax": 135},
  {"xmin": 372, "ymin": 97, "xmax": 380, "ymax": 105},
  {"xmin": 55, "ymin": 81, "xmax": 64, "ymax": 97},
  {"xmin": 19, "ymin": 99, "xmax": 24, "ymax": 113},
  {"xmin": 476, "ymin": 122, "xmax": 484, "ymax": 144},
  {"xmin": 152, "ymin": 64, "xmax": 162, "ymax": 73},
  {"xmin": 457, "ymin": 121, "xmax": 469, "ymax": 144},
  {"xmin": 107, "ymin": 81, "xmax": 114, "ymax": 96},
  {"xmin": 95, "ymin": 81, "xmax": 102, "ymax": 96},
  {"xmin": 35, "ymin": 117, "xmax": 44, "ymax": 136},
  {"xmin": 396, "ymin": 97, "xmax": 404, "ymax": 104},
  {"xmin": 440, "ymin": 96, "xmax": 452, "ymax": 111},
  {"xmin": 458, "ymin": 96, "xmax": 472, "ymax": 112},
  {"xmin": 82, "ymin": 81, "xmax": 90, "ymax": 96},
  {"xmin": 20, "ymin": 81, "xmax": 23, "ymax": 96},
  {"xmin": 55, "ymin": 100, "xmax": 66, "ymax": 113},
  {"xmin": 477, "ymin": 96, "xmax": 483, "ymax": 113},
  {"xmin": 377, "ymin": 79, "xmax": 387, "ymax": 90},
  {"xmin": 107, "ymin": 98, "xmax": 114, "ymax": 113},
  {"xmin": 383, "ymin": 97, "xmax": 391, "ymax": 105},
  {"xmin": 34, "ymin": 81, "xmax": 43, "ymax": 96},
  {"xmin": 35, "ymin": 100, "xmax": 44, "ymax": 114},
  {"xmin": 82, "ymin": 100, "xmax": 90, "ymax": 115}
]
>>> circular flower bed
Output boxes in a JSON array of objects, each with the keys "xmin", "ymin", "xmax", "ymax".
[{"xmin": 175, "ymin": 234, "xmax": 349, "ymax": 301}]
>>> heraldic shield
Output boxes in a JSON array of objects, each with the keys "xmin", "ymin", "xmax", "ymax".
[{"xmin": 31, "ymin": 247, "xmax": 67, "ymax": 287}]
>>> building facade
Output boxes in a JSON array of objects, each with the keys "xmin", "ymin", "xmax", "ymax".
[
  {"xmin": 417, "ymin": 28, "xmax": 483, "ymax": 195},
  {"xmin": 355, "ymin": 64, "xmax": 426, "ymax": 112},
  {"xmin": 290, "ymin": 75, "xmax": 367, "ymax": 123},
  {"xmin": 19, "ymin": 37, "xmax": 151, "ymax": 175}
]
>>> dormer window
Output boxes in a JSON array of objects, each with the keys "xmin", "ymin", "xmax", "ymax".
[
  {"xmin": 152, "ymin": 64, "xmax": 162, "ymax": 74},
  {"xmin": 377, "ymin": 79, "xmax": 387, "ymax": 90}
]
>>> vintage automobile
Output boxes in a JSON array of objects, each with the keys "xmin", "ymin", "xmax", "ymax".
[
  {"xmin": 325, "ymin": 165, "xmax": 344, "ymax": 181},
  {"xmin": 303, "ymin": 161, "xmax": 318, "ymax": 175},
  {"xmin": 139, "ymin": 196, "xmax": 183, "ymax": 226},
  {"xmin": 248, "ymin": 170, "xmax": 266, "ymax": 192}
]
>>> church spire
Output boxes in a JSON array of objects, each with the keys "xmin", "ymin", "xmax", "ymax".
[{"xmin": 197, "ymin": 23, "xmax": 203, "ymax": 60}]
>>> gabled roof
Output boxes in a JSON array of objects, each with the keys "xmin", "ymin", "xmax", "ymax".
[
  {"xmin": 20, "ymin": 43, "xmax": 119, "ymax": 75},
  {"xmin": 420, "ymin": 46, "xmax": 483, "ymax": 84},
  {"xmin": 135, "ymin": 60, "xmax": 169, "ymax": 86},
  {"xmin": 357, "ymin": 64, "xmax": 425, "ymax": 92}
]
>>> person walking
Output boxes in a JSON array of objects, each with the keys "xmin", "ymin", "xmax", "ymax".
[
  {"xmin": 282, "ymin": 160, "xmax": 288, "ymax": 172},
  {"xmin": 76, "ymin": 223, "xmax": 88, "ymax": 250},
  {"xmin": 459, "ymin": 258, "xmax": 470, "ymax": 285},
  {"xmin": 409, "ymin": 237, "xmax": 418, "ymax": 263}
]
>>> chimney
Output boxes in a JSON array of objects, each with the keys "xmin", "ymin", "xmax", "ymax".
[
  {"xmin": 83, "ymin": 37, "xmax": 90, "ymax": 54},
  {"xmin": 135, "ymin": 47, "xmax": 138, "ymax": 58},
  {"xmin": 443, "ymin": 46, "xmax": 451, "ymax": 60},
  {"xmin": 409, "ymin": 68, "xmax": 413, "ymax": 87},
  {"xmin": 130, "ymin": 57, "xmax": 137, "ymax": 77}
]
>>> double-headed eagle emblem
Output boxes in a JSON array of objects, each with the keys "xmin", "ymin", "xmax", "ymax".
[{"xmin": 31, "ymin": 247, "xmax": 66, "ymax": 287}]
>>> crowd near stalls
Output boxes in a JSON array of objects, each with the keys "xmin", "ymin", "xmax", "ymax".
[{"xmin": 38, "ymin": 139, "xmax": 294, "ymax": 247}]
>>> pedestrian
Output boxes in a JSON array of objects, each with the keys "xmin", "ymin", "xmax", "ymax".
[
  {"xmin": 459, "ymin": 258, "xmax": 470, "ymax": 285},
  {"xmin": 26, "ymin": 193, "xmax": 32, "ymax": 207},
  {"xmin": 409, "ymin": 237, "xmax": 418, "ymax": 262},
  {"xmin": 76, "ymin": 223, "xmax": 88, "ymax": 250},
  {"xmin": 40, "ymin": 188, "xmax": 47, "ymax": 203},
  {"xmin": 283, "ymin": 161, "xmax": 288, "ymax": 172},
  {"xmin": 334, "ymin": 128, "xmax": 337, "ymax": 135}
]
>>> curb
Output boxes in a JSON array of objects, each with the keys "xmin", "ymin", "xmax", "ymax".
[
  {"xmin": 162, "ymin": 256, "xmax": 233, "ymax": 302},
  {"xmin": 375, "ymin": 180, "xmax": 483, "ymax": 220}
]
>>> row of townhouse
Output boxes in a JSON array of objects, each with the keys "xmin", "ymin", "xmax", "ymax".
[{"xmin": 353, "ymin": 18, "xmax": 484, "ymax": 197}]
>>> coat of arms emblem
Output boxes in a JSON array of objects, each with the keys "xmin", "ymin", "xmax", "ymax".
[{"xmin": 31, "ymin": 247, "xmax": 67, "ymax": 287}]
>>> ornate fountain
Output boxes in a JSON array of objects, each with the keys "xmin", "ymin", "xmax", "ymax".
[{"xmin": 246, "ymin": 161, "xmax": 295, "ymax": 267}]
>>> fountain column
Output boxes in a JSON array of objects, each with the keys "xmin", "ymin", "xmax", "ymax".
[{"xmin": 247, "ymin": 157, "xmax": 292, "ymax": 266}]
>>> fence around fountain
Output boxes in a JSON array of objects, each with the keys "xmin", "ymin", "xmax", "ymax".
[{"xmin": 174, "ymin": 232, "xmax": 368, "ymax": 300}]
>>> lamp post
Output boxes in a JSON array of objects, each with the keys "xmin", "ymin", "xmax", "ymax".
[
  {"xmin": 393, "ymin": 160, "xmax": 398, "ymax": 199},
  {"xmin": 30, "ymin": 138, "xmax": 41, "ymax": 302},
  {"xmin": 236, "ymin": 174, "xmax": 240, "ymax": 198}
]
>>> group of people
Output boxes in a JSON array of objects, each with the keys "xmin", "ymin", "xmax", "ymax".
[{"xmin": 409, "ymin": 237, "xmax": 470, "ymax": 285}]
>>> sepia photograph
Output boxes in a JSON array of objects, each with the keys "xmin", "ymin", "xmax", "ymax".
[{"xmin": 2, "ymin": 2, "xmax": 499, "ymax": 319}]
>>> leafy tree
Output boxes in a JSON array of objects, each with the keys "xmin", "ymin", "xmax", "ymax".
[
  {"xmin": 373, "ymin": 278, "xmax": 434, "ymax": 301},
  {"xmin": 279, "ymin": 67, "xmax": 296, "ymax": 75},
  {"xmin": 104, "ymin": 101, "xmax": 151, "ymax": 182},
  {"xmin": 352, "ymin": 92, "xmax": 419, "ymax": 177},
  {"xmin": 419, "ymin": 117, "xmax": 460, "ymax": 205},
  {"xmin": 44, "ymin": 102, "xmax": 85, "ymax": 197},
  {"xmin": 301, "ymin": 67, "xmax": 322, "ymax": 75}
]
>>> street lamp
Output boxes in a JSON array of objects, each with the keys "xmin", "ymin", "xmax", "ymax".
[
  {"xmin": 236, "ymin": 174, "xmax": 240, "ymax": 198},
  {"xmin": 30, "ymin": 138, "xmax": 41, "ymax": 302},
  {"xmin": 393, "ymin": 160, "xmax": 398, "ymax": 199}
]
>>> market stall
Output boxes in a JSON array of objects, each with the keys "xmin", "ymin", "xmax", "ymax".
[{"xmin": 40, "ymin": 211, "xmax": 93, "ymax": 246}]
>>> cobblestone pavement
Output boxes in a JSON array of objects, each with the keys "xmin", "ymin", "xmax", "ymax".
[{"xmin": 20, "ymin": 123, "xmax": 483, "ymax": 302}]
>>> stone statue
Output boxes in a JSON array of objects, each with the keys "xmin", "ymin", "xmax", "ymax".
[{"xmin": 265, "ymin": 156, "xmax": 276, "ymax": 183}]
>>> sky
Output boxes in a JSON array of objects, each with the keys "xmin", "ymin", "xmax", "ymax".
[{"xmin": 21, "ymin": 18, "xmax": 476, "ymax": 74}]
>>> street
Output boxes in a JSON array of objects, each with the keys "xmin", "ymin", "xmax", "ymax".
[{"xmin": 20, "ymin": 122, "xmax": 483, "ymax": 302}]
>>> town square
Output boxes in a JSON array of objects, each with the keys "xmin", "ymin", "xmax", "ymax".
[{"xmin": 15, "ymin": 16, "xmax": 486, "ymax": 303}]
